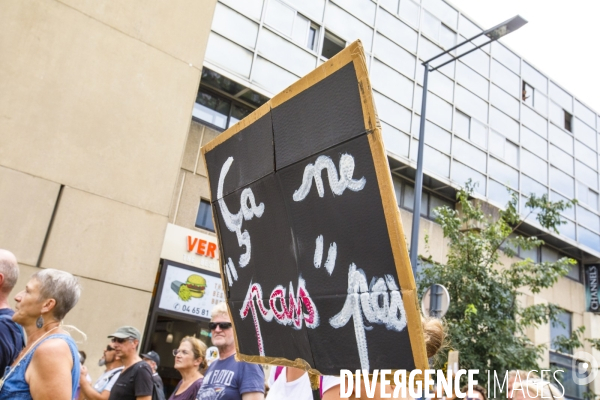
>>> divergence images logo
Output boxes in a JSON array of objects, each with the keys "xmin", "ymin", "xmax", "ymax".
[{"xmin": 573, "ymin": 351, "xmax": 599, "ymax": 385}]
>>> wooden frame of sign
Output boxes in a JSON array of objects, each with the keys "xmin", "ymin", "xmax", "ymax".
[{"xmin": 201, "ymin": 40, "xmax": 428, "ymax": 376}]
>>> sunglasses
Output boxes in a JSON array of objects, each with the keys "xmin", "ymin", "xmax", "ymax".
[
  {"xmin": 105, "ymin": 345, "xmax": 116, "ymax": 352},
  {"xmin": 110, "ymin": 337, "xmax": 133, "ymax": 344},
  {"xmin": 209, "ymin": 322, "xmax": 232, "ymax": 331}
]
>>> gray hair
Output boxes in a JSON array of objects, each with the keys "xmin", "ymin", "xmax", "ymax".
[
  {"xmin": 211, "ymin": 302, "xmax": 229, "ymax": 320},
  {"xmin": 32, "ymin": 269, "xmax": 81, "ymax": 321},
  {"xmin": 0, "ymin": 250, "xmax": 19, "ymax": 292}
]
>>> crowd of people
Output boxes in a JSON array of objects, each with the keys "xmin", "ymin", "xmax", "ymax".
[{"xmin": 0, "ymin": 249, "xmax": 567, "ymax": 400}]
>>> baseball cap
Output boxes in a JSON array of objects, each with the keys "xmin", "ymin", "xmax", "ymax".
[
  {"xmin": 107, "ymin": 326, "xmax": 141, "ymax": 340},
  {"xmin": 141, "ymin": 350, "xmax": 160, "ymax": 366}
]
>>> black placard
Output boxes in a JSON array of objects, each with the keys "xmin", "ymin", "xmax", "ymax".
[{"xmin": 202, "ymin": 41, "xmax": 427, "ymax": 375}]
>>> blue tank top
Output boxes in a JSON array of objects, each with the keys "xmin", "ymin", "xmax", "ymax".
[{"xmin": 0, "ymin": 333, "xmax": 81, "ymax": 400}]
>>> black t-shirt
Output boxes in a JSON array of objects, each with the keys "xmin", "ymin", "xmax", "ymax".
[
  {"xmin": 0, "ymin": 309, "xmax": 24, "ymax": 374},
  {"xmin": 152, "ymin": 373, "xmax": 164, "ymax": 394},
  {"xmin": 108, "ymin": 361, "xmax": 153, "ymax": 400}
]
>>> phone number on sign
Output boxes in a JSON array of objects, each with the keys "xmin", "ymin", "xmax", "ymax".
[{"xmin": 173, "ymin": 303, "xmax": 211, "ymax": 317}]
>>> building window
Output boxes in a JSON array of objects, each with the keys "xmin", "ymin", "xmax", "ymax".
[
  {"xmin": 550, "ymin": 309, "xmax": 572, "ymax": 353},
  {"xmin": 307, "ymin": 24, "xmax": 318, "ymax": 51},
  {"xmin": 393, "ymin": 178, "xmax": 454, "ymax": 221},
  {"xmin": 522, "ymin": 81, "xmax": 534, "ymax": 107},
  {"xmin": 193, "ymin": 68, "xmax": 268, "ymax": 131},
  {"xmin": 550, "ymin": 352, "xmax": 588, "ymax": 400},
  {"xmin": 564, "ymin": 110, "xmax": 573, "ymax": 132},
  {"xmin": 196, "ymin": 200, "xmax": 215, "ymax": 232},
  {"xmin": 321, "ymin": 30, "xmax": 345, "ymax": 59}
]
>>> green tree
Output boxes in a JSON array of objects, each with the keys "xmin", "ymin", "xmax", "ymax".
[{"xmin": 418, "ymin": 181, "xmax": 577, "ymax": 386}]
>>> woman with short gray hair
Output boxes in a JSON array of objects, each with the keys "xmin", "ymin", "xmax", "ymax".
[{"xmin": 0, "ymin": 268, "xmax": 82, "ymax": 400}]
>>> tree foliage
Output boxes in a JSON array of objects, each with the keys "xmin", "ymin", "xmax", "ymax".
[{"xmin": 418, "ymin": 181, "xmax": 577, "ymax": 384}]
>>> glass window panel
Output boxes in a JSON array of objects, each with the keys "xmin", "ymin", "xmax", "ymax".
[
  {"xmin": 228, "ymin": 103, "xmax": 252, "ymax": 127},
  {"xmin": 399, "ymin": 0, "xmax": 420, "ymax": 28},
  {"xmin": 321, "ymin": 30, "xmax": 345, "ymax": 59},
  {"xmin": 489, "ymin": 130, "xmax": 504, "ymax": 158},
  {"xmin": 490, "ymin": 107, "xmax": 519, "ymax": 142},
  {"xmin": 382, "ymin": 122, "xmax": 410, "ymax": 157},
  {"xmin": 455, "ymin": 85, "xmax": 488, "ymax": 123},
  {"xmin": 325, "ymin": 3, "xmax": 373, "ymax": 52},
  {"xmin": 258, "ymin": 29, "xmax": 317, "ymax": 76},
  {"xmin": 422, "ymin": 0, "xmax": 458, "ymax": 29},
  {"xmin": 426, "ymin": 93, "xmax": 453, "ymax": 131},
  {"xmin": 521, "ymin": 106, "xmax": 548, "ymax": 138},
  {"xmin": 576, "ymin": 161, "xmax": 599, "ymax": 190},
  {"xmin": 551, "ymin": 167, "xmax": 575, "ymax": 197},
  {"xmin": 380, "ymin": 0, "xmax": 399, "ymax": 14},
  {"xmin": 285, "ymin": 0, "xmax": 325, "ymax": 22},
  {"xmin": 373, "ymin": 33, "xmax": 416, "ymax": 79},
  {"xmin": 577, "ymin": 206, "xmax": 600, "ymax": 232},
  {"xmin": 521, "ymin": 150, "xmax": 548, "ymax": 184},
  {"xmin": 456, "ymin": 62, "xmax": 488, "ymax": 100},
  {"xmin": 578, "ymin": 182, "xmax": 599, "ymax": 212},
  {"xmin": 492, "ymin": 42, "xmax": 520, "ymax": 73},
  {"xmin": 421, "ymin": 11, "xmax": 440, "ymax": 41},
  {"xmin": 550, "ymin": 311, "xmax": 572, "ymax": 351},
  {"xmin": 491, "ymin": 84, "xmax": 519, "ymax": 119},
  {"xmin": 213, "ymin": 3, "xmax": 260, "ymax": 49},
  {"xmin": 549, "ymin": 101, "xmax": 566, "ymax": 128},
  {"xmin": 488, "ymin": 179, "xmax": 513, "ymax": 207},
  {"xmin": 579, "ymin": 226, "xmax": 600, "ymax": 249},
  {"xmin": 429, "ymin": 195, "xmax": 453, "ymax": 218},
  {"xmin": 392, "ymin": 174, "xmax": 402, "ymax": 205},
  {"xmin": 424, "ymin": 144, "xmax": 451, "ymax": 178},
  {"xmin": 560, "ymin": 219, "xmax": 577, "ymax": 241},
  {"xmin": 521, "ymin": 127, "xmax": 547, "ymax": 159},
  {"xmin": 492, "ymin": 60, "xmax": 521, "ymax": 99},
  {"xmin": 551, "ymin": 191, "xmax": 576, "ymax": 219},
  {"xmin": 549, "ymin": 145, "xmax": 574, "ymax": 175},
  {"xmin": 453, "ymin": 138, "xmax": 487, "ymax": 173},
  {"xmin": 522, "ymin": 81, "xmax": 534, "ymax": 107},
  {"xmin": 458, "ymin": 15, "xmax": 481, "ymax": 39},
  {"xmin": 574, "ymin": 100, "xmax": 596, "ymax": 129},
  {"xmin": 265, "ymin": 0, "xmax": 295, "ymax": 37},
  {"xmin": 567, "ymin": 263, "xmax": 582, "ymax": 281},
  {"xmin": 429, "ymin": 70, "xmax": 454, "ymax": 103},
  {"xmin": 459, "ymin": 39, "xmax": 490, "ymax": 78},
  {"xmin": 489, "ymin": 157, "xmax": 518, "ymax": 189},
  {"xmin": 252, "ymin": 56, "xmax": 299, "ymax": 95},
  {"xmin": 373, "ymin": 91, "xmax": 412, "ymax": 133},
  {"xmin": 522, "ymin": 62, "xmax": 547, "ymax": 94},
  {"xmin": 402, "ymin": 183, "xmax": 423, "ymax": 211},
  {"xmin": 520, "ymin": 246, "xmax": 539, "ymax": 262},
  {"xmin": 291, "ymin": 14, "xmax": 310, "ymax": 45},
  {"xmin": 337, "ymin": 0, "xmax": 376, "ymax": 25},
  {"xmin": 196, "ymin": 200, "xmax": 215, "ymax": 231},
  {"xmin": 533, "ymin": 91, "xmax": 548, "ymax": 117},
  {"xmin": 549, "ymin": 81, "xmax": 573, "ymax": 113},
  {"xmin": 418, "ymin": 40, "xmax": 455, "ymax": 79},
  {"xmin": 452, "ymin": 161, "xmax": 486, "ymax": 195},
  {"xmin": 440, "ymin": 24, "xmax": 456, "ymax": 51},
  {"xmin": 549, "ymin": 123, "xmax": 573, "ymax": 154},
  {"xmin": 541, "ymin": 246, "xmax": 560, "ymax": 263},
  {"xmin": 574, "ymin": 118, "xmax": 597, "ymax": 149},
  {"xmin": 454, "ymin": 110, "xmax": 470, "ymax": 139},
  {"xmin": 193, "ymin": 90, "xmax": 230, "ymax": 129},
  {"xmin": 471, "ymin": 118, "xmax": 487, "ymax": 149},
  {"xmin": 413, "ymin": 85, "xmax": 423, "ymax": 114},
  {"xmin": 575, "ymin": 140, "xmax": 597, "ymax": 170},
  {"xmin": 521, "ymin": 174, "xmax": 548, "ymax": 197},
  {"xmin": 205, "ymin": 32, "xmax": 253, "ymax": 78},
  {"xmin": 505, "ymin": 141, "xmax": 519, "ymax": 166},
  {"xmin": 371, "ymin": 59, "xmax": 413, "ymax": 108},
  {"xmin": 424, "ymin": 120, "xmax": 451, "ymax": 154},
  {"xmin": 377, "ymin": 8, "xmax": 418, "ymax": 53},
  {"xmin": 220, "ymin": 0, "xmax": 264, "ymax": 21}
]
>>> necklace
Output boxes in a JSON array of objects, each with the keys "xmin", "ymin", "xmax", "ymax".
[{"xmin": 0, "ymin": 326, "xmax": 60, "ymax": 391}]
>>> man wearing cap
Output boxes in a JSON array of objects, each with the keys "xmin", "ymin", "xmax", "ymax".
[
  {"xmin": 141, "ymin": 350, "xmax": 164, "ymax": 395},
  {"xmin": 107, "ymin": 326, "xmax": 154, "ymax": 400},
  {"xmin": 78, "ymin": 343, "xmax": 124, "ymax": 400}
]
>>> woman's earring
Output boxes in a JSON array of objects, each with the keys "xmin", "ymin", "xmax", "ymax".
[{"xmin": 36, "ymin": 316, "xmax": 44, "ymax": 329}]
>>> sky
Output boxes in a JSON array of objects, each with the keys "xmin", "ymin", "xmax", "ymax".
[{"xmin": 448, "ymin": 0, "xmax": 600, "ymax": 114}]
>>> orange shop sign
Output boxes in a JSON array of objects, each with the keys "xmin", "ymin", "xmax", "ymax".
[{"xmin": 186, "ymin": 235, "xmax": 218, "ymax": 259}]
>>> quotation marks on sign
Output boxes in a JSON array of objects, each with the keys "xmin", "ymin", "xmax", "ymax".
[
  {"xmin": 330, "ymin": 264, "xmax": 407, "ymax": 371},
  {"xmin": 217, "ymin": 157, "xmax": 265, "ymax": 286},
  {"xmin": 240, "ymin": 278, "xmax": 319, "ymax": 356},
  {"xmin": 293, "ymin": 154, "xmax": 366, "ymax": 202},
  {"xmin": 314, "ymin": 235, "xmax": 337, "ymax": 276}
]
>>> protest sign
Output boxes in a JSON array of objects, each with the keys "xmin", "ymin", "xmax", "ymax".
[{"xmin": 201, "ymin": 40, "xmax": 427, "ymax": 375}]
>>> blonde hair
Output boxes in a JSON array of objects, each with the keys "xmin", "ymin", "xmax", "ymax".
[
  {"xmin": 180, "ymin": 336, "xmax": 208, "ymax": 370},
  {"xmin": 513, "ymin": 380, "xmax": 563, "ymax": 400},
  {"xmin": 422, "ymin": 317, "xmax": 445, "ymax": 358},
  {"xmin": 211, "ymin": 302, "xmax": 229, "ymax": 320}
]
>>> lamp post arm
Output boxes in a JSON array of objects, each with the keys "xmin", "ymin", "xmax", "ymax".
[{"xmin": 430, "ymin": 38, "xmax": 495, "ymax": 72}]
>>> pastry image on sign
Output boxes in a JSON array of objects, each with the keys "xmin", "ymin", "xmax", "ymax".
[{"xmin": 171, "ymin": 274, "xmax": 207, "ymax": 301}]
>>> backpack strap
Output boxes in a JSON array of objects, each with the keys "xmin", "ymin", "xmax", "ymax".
[{"xmin": 274, "ymin": 366, "xmax": 284, "ymax": 381}]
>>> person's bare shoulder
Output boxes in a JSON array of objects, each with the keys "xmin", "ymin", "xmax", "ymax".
[{"xmin": 33, "ymin": 337, "xmax": 73, "ymax": 364}]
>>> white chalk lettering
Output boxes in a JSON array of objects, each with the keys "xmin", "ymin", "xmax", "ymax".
[
  {"xmin": 313, "ymin": 235, "xmax": 337, "ymax": 275},
  {"xmin": 293, "ymin": 154, "xmax": 366, "ymax": 201},
  {"xmin": 329, "ymin": 264, "xmax": 407, "ymax": 371},
  {"xmin": 217, "ymin": 157, "xmax": 265, "ymax": 286}
]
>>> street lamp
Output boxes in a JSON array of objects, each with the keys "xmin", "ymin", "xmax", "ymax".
[{"xmin": 409, "ymin": 15, "xmax": 528, "ymax": 275}]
